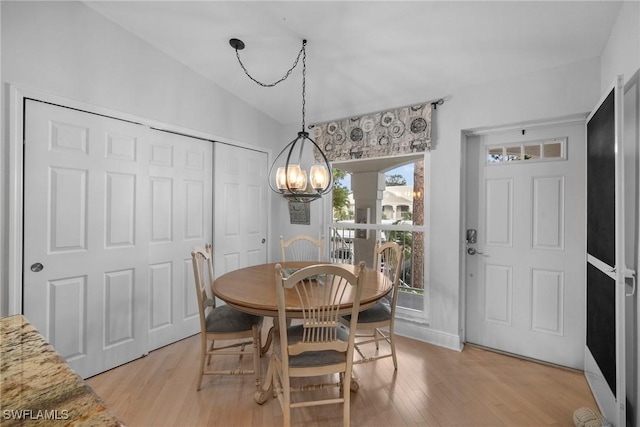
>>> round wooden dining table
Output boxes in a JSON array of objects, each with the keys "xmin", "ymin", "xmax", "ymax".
[
  {"xmin": 212, "ymin": 261, "xmax": 392, "ymax": 403},
  {"xmin": 212, "ymin": 261, "xmax": 392, "ymax": 318}
]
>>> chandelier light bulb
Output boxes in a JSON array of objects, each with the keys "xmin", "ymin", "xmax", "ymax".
[
  {"xmin": 286, "ymin": 164, "xmax": 306, "ymax": 190},
  {"xmin": 309, "ymin": 165, "xmax": 329, "ymax": 191}
]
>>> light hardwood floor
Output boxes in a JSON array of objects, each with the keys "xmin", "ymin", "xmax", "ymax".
[{"xmin": 87, "ymin": 328, "xmax": 598, "ymax": 426}]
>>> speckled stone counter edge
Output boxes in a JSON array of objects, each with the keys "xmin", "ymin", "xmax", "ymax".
[{"xmin": 0, "ymin": 315, "xmax": 125, "ymax": 426}]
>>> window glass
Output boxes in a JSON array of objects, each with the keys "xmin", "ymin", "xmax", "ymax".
[
  {"xmin": 486, "ymin": 137, "xmax": 566, "ymax": 165},
  {"xmin": 506, "ymin": 146, "xmax": 521, "ymax": 161},
  {"xmin": 330, "ymin": 159, "xmax": 427, "ymax": 319},
  {"xmin": 487, "ymin": 147, "xmax": 503, "ymax": 163},
  {"xmin": 543, "ymin": 142, "xmax": 562, "ymax": 158},
  {"xmin": 524, "ymin": 144, "xmax": 541, "ymax": 160}
]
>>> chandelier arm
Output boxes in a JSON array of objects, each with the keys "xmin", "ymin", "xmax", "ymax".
[{"xmin": 234, "ymin": 41, "xmax": 306, "ymax": 88}]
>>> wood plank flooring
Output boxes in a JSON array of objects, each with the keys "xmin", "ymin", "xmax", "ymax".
[{"xmin": 86, "ymin": 329, "xmax": 598, "ymax": 426}]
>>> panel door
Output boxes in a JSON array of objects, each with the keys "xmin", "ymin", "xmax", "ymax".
[
  {"xmin": 465, "ymin": 121, "xmax": 586, "ymax": 369},
  {"xmin": 147, "ymin": 130, "xmax": 212, "ymax": 350},
  {"xmin": 23, "ymin": 99, "xmax": 150, "ymax": 378},
  {"xmin": 214, "ymin": 143, "xmax": 268, "ymax": 277}
]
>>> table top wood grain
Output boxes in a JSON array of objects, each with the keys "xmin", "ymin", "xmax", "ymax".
[{"xmin": 213, "ymin": 262, "xmax": 391, "ymax": 317}]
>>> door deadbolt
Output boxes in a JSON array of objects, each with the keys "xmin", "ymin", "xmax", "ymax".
[
  {"xmin": 30, "ymin": 263, "xmax": 44, "ymax": 272},
  {"xmin": 466, "ymin": 229, "xmax": 477, "ymax": 244}
]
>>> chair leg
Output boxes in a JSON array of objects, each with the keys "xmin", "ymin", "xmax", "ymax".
[
  {"xmin": 252, "ymin": 324, "xmax": 261, "ymax": 389},
  {"xmin": 389, "ymin": 327, "xmax": 398, "ymax": 370},
  {"xmin": 343, "ymin": 371, "xmax": 351, "ymax": 426},
  {"xmin": 283, "ymin": 380, "xmax": 291, "ymax": 427},
  {"xmin": 197, "ymin": 336, "xmax": 207, "ymax": 391}
]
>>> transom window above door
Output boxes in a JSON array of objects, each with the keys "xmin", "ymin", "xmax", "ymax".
[{"xmin": 486, "ymin": 137, "xmax": 567, "ymax": 165}]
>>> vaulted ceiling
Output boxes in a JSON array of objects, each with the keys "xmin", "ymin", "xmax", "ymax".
[{"xmin": 85, "ymin": 1, "xmax": 622, "ymax": 127}]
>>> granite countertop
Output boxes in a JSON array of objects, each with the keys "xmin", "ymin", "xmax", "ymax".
[{"xmin": 0, "ymin": 315, "xmax": 124, "ymax": 426}]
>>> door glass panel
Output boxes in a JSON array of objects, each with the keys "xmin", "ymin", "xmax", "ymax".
[
  {"xmin": 506, "ymin": 146, "xmax": 521, "ymax": 161},
  {"xmin": 543, "ymin": 142, "xmax": 563, "ymax": 158},
  {"xmin": 487, "ymin": 147, "xmax": 503, "ymax": 163},
  {"xmin": 524, "ymin": 144, "xmax": 541, "ymax": 160}
]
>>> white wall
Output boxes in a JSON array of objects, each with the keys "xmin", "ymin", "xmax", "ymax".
[
  {"xmin": 0, "ymin": 1, "xmax": 285, "ymax": 316},
  {"xmin": 600, "ymin": 1, "xmax": 640, "ymax": 91}
]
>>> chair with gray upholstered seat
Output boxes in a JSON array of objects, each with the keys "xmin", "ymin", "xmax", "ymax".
[
  {"xmin": 270, "ymin": 262, "xmax": 365, "ymax": 427},
  {"xmin": 191, "ymin": 244, "xmax": 263, "ymax": 390},
  {"xmin": 343, "ymin": 240, "xmax": 403, "ymax": 369}
]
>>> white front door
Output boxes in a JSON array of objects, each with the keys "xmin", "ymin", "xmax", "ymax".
[
  {"xmin": 465, "ymin": 121, "xmax": 586, "ymax": 369},
  {"xmin": 147, "ymin": 129, "xmax": 212, "ymax": 350},
  {"xmin": 23, "ymin": 100, "xmax": 150, "ymax": 378},
  {"xmin": 214, "ymin": 143, "xmax": 268, "ymax": 277}
]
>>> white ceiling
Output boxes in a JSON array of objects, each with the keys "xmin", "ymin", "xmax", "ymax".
[{"xmin": 84, "ymin": 1, "xmax": 622, "ymax": 127}]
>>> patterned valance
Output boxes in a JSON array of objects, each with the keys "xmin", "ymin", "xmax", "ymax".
[{"xmin": 312, "ymin": 102, "xmax": 432, "ymax": 162}]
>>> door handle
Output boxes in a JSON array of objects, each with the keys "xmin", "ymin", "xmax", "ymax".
[
  {"xmin": 467, "ymin": 247, "xmax": 487, "ymax": 256},
  {"xmin": 624, "ymin": 268, "xmax": 636, "ymax": 297},
  {"xmin": 466, "ymin": 245, "xmax": 488, "ymax": 257},
  {"xmin": 30, "ymin": 263, "xmax": 44, "ymax": 272}
]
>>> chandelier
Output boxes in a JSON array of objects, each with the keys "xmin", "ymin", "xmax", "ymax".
[{"xmin": 229, "ymin": 38, "xmax": 332, "ymax": 203}]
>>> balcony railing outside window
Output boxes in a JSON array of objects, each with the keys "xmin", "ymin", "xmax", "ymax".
[{"xmin": 328, "ymin": 222, "xmax": 425, "ymax": 314}]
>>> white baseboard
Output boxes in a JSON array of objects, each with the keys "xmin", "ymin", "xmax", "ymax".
[{"xmin": 394, "ymin": 318, "xmax": 463, "ymax": 352}]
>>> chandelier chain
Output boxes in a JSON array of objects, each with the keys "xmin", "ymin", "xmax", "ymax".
[
  {"xmin": 301, "ymin": 42, "xmax": 306, "ymax": 132},
  {"xmin": 234, "ymin": 41, "xmax": 306, "ymax": 88}
]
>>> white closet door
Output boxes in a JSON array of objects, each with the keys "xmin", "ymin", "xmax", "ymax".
[
  {"xmin": 214, "ymin": 143, "xmax": 268, "ymax": 277},
  {"xmin": 23, "ymin": 99, "xmax": 150, "ymax": 378},
  {"xmin": 23, "ymin": 100, "xmax": 213, "ymax": 378},
  {"xmin": 147, "ymin": 129, "xmax": 212, "ymax": 350}
]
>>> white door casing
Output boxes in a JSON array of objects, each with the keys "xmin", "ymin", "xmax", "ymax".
[
  {"xmin": 465, "ymin": 121, "xmax": 586, "ymax": 369},
  {"xmin": 214, "ymin": 143, "xmax": 268, "ymax": 278},
  {"xmin": 23, "ymin": 99, "xmax": 151, "ymax": 378}
]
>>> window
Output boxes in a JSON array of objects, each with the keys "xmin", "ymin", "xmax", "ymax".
[
  {"xmin": 486, "ymin": 137, "xmax": 567, "ymax": 165},
  {"xmin": 329, "ymin": 157, "xmax": 428, "ymax": 321}
]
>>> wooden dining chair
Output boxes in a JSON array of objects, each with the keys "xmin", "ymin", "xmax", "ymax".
[
  {"xmin": 280, "ymin": 234, "xmax": 324, "ymax": 262},
  {"xmin": 191, "ymin": 244, "xmax": 263, "ymax": 391},
  {"xmin": 270, "ymin": 262, "xmax": 365, "ymax": 427},
  {"xmin": 343, "ymin": 241, "xmax": 403, "ymax": 370}
]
